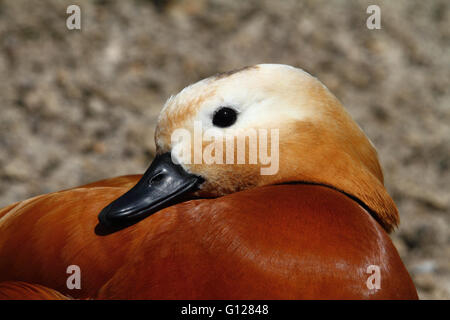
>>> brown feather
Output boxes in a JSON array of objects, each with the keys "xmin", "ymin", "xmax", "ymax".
[
  {"xmin": 0, "ymin": 281, "xmax": 70, "ymax": 300},
  {"xmin": 0, "ymin": 177, "xmax": 417, "ymax": 299}
]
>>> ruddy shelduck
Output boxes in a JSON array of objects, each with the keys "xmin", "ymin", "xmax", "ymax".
[{"xmin": 0, "ymin": 64, "xmax": 418, "ymax": 299}]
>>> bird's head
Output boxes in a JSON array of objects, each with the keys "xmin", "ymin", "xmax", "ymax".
[{"xmin": 99, "ymin": 64, "xmax": 398, "ymax": 232}]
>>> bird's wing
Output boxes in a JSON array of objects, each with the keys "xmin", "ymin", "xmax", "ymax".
[
  {"xmin": 0, "ymin": 281, "xmax": 71, "ymax": 300},
  {"xmin": 0, "ymin": 181, "xmax": 417, "ymax": 299}
]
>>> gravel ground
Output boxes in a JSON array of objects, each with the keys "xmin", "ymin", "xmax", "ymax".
[{"xmin": 0, "ymin": 0, "xmax": 448, "ymax": 299}]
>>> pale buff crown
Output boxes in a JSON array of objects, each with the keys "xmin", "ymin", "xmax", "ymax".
[{"xmin": 154, "ymin": 64, "xmax": 398, "ymax": 232}]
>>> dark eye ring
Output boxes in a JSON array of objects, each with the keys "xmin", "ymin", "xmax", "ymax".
[{"xmin": 212, "ymin": 107, "xmax": 238, "ymax": 128}]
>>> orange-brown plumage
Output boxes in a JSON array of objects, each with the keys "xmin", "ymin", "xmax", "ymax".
[
  {"xmin": 0, "ymin": 282, "xmax": 70, "ymax": 300},
  {"xmin": 0, "ymin": 176, "xmax": 417, "ymax": 299}
]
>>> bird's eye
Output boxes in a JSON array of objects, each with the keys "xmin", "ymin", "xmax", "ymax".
[{"xmin": 212, "ymin": 107, "xmax": 237, "ymax": 128}]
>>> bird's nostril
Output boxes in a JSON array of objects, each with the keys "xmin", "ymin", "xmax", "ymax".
[{"xmin": 149, "ymin": 173, "xmax": 165, "ymax": 185}]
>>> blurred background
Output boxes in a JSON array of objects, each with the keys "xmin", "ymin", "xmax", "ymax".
[{"xmin": 0, "ymin": 0, "xmax": 448, "ymax": 299}]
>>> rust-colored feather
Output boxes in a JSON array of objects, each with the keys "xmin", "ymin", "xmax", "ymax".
[
  {"xmin": 0, "ymin": 177, "xmax": 417, "ymax": 299},
  {"xmin": 0, "ymin": 281, "xmax": 70, "ymax": 300}
]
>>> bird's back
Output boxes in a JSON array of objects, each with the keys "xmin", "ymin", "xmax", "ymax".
[{"xmin": 0, "ymin": 177, "xmax": 417, "ymax": 299}]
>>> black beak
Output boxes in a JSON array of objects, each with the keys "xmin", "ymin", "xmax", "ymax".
[{"xmin": 98, "ymin": 152, "xmax": 203, "ymax": 228}]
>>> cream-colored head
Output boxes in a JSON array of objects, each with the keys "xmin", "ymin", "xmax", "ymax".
[{"xmin": 154, "ymin": 64, "xmax": 398, "ymax": 231}]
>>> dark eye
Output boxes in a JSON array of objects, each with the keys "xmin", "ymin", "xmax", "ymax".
[{"xmin": 212, "ymin": 107, "xmax": 237, "ymax": 128}]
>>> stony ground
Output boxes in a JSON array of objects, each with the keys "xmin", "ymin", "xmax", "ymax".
[{"xmin": 0, "ymin": 0, "xmax": 448, "ymax": 299}]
